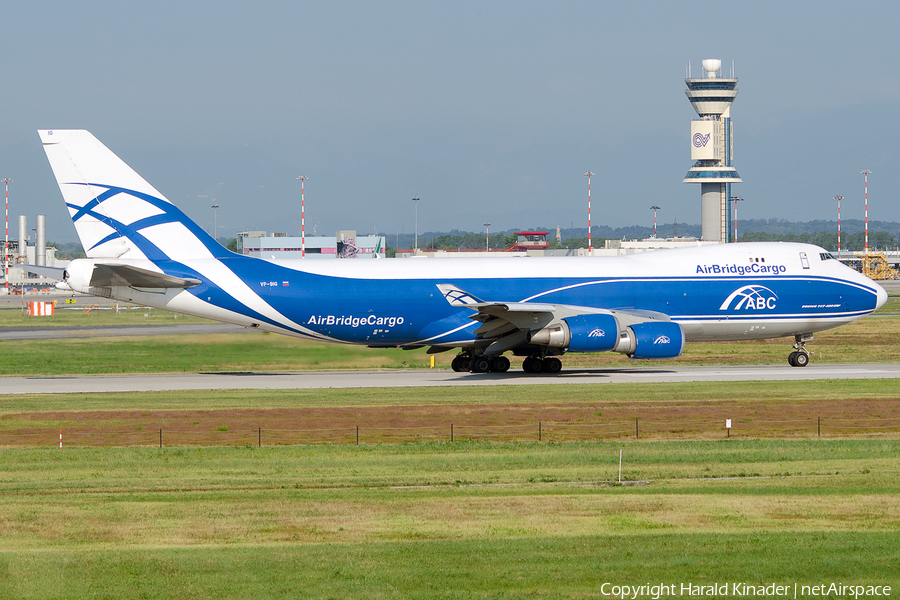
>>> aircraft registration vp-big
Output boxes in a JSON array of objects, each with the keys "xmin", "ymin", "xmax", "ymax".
[{"xmin": 40, "ymin": 130, "xmax": 886, "ymax": 372}]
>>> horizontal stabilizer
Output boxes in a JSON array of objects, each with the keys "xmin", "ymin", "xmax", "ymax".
[
  {"xmin": 90, "ymin": 264, "xmax": 201, "ymax": 289},
  {"xmin": 21, "ymin": 265, "xmax": 66, "ymax": 280}
]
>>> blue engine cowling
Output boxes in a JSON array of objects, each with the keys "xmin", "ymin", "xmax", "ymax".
[
  {"xmin": 628, "ymin": 321, "xmax": 685, "ymax": 359},
  {"xmin": 562, "ymin": 314, "xmax": 619, "ymax": 353}
]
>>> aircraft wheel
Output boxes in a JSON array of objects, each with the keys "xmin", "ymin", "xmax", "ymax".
[
  {"xmin": 788, "ymin": 352, "xmax": 798, "ymax": 367},
  {"xmin": 544, "ymin": 357, "xmax": 562, "ymax": 373},
  {"xmin": 794, "ymin": 352, "xmax": 809, "ymax": 367},
  {"xmin": 471, "ymin": 356, "xmax": 492, "ymax": 373},
  {"xmin": 452, "ymin": 356, "xmax": 471, "ymax": 372},
  {"xmin": 491, "ymin": 356, "xmax": 510, "ymax": 373},
  {"xmin": 523, "ymin": 357, "xmax": 543, "ymax": 373}
]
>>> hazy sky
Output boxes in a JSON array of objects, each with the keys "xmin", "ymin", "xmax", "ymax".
[{"xmin": 1, "ymin": 0, "xmax": 898, "ymax": 243}]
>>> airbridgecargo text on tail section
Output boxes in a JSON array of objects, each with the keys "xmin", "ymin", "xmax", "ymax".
[
  {"xmin": 307, "ymin": 315, "xmax": 405, "ymax": 328},
  {"xmin": 696, "ymin": 264, "xmax": 787, "ymax": 275}
]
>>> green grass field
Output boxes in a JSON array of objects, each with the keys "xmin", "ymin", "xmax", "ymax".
[{"xmin": 1, "ymin": 440, "xmax": 899, "ymax": 598}]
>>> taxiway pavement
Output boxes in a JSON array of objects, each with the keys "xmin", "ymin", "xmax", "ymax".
[{"xmin": 3, "ymin": 363, "xmax": 900, "ymax": 395}]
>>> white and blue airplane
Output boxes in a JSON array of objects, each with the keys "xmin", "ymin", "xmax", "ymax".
[{"xmin": 39, "ymin": 129, "xmax": 886, "ymax": 372}]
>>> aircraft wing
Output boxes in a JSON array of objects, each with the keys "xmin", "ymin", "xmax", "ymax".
[
  {"xmin": 435, "ymin": 284, "xmax": 671, "ymax": 354},
  {"xmin": 89, "ymin": 263, "xmax": 201, "ymax": 289}
]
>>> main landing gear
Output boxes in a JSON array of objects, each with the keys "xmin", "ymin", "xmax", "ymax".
[
  {"xmin": 451, "ymin": 353, "xmax": 562, "ymax": 374},
  {"xmin": 522, "ymin": 356, "xmax": 562, "ymax": 374},
  {"xmin": 451, "ymin": 354, "xmax": 511, "ymax": 373},
  {"xmin": 787, "ymin": 334, "xmax": 812, "ymax": 367}
]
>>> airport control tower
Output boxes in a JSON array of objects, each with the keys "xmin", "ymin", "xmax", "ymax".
[{"xmin": 683, "ymin": 59, "xmax": 741, "ymax": 242}]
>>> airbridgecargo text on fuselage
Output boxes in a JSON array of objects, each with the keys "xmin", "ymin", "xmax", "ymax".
[
  {"xmin": 308, "ymin": 314, "xmax": 405, "ymax": 328},
  {"xmin": 696, "ymin": 264, "xmax": 787, "ymax": 276}
]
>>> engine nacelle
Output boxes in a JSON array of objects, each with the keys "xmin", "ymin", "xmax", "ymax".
[
  {"xmin": 614, "ymin": 321, "xmax": 685, "ymax": 360},
  {"xmin": 563, "ymin": 314, "xmax": 620, "ymax": 352},
  {"xmin": 529, "ymin": 313, "xmax": 619, "ymax": 353}
]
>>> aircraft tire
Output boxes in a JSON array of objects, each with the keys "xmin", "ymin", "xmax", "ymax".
[
  {"xmin": 491, "ymin": 356, "xmax": 510, "ymax": 373},
  {"xmin": 544, "ymin": 357, "xmax": 562, "ymax": 373},
  {"xmin": 788, "ymin": 351, "xmax": 799, "ymax": 367},
  {"xmin": 794, "ymin": 352, "xmax": 809, "ymax": 367},
  {"xmin": 523, "ymin": 357, "xmax": 543, "ymax": 373},
  {"xmin": 452, "ymin": 356, "xmax": 471, "ymax": 372},
  {"xmin": 472, "ymin": 356, "xmax": 492, "ymax": 373}
]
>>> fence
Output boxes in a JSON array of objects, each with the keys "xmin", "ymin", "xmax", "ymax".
[{"xmin": 4, "ymin": 415, "xmax": 900, "ymax": 448}]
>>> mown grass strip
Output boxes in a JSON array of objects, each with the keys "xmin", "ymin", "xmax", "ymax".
[
  {"xmin": 1, "ymin": 527, "xmax": 898, "ymax": 598},
  {"xmin": 1, "ymin": 378, "xmax": 899, "ymax": 413}
]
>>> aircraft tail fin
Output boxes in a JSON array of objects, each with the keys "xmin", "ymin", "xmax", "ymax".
[{"xmin": 39, "ymin": 129, "xmax": 230, "ymax": 261}]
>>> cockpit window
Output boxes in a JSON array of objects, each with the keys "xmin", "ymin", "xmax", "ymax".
[{"xmin": 820, "ymin": 252, "xmax": 836, "ymax": 260}]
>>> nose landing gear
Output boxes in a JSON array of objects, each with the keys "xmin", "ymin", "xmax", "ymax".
[{"xmin": 788, "ymin": 334, "xmax": 813, "ymax": 367}]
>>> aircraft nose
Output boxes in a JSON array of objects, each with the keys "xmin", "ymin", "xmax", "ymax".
[{"xmin": 875, "ymin": 284, "xmax": 888, "ymax": 310}]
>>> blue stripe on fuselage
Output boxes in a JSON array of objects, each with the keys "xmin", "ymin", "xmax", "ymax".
[{"xmin": 159, "ymin": 256, "xmax": 880, "ymax": 345}]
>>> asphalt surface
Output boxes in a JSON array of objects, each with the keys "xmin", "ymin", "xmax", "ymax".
[
  {"xmin": 0, "ymin": 323, "xmax": 248, "ymax": 340},
  {"xmin": 3, "ymin": 363, "xmax": 900, "ymax": 395}
]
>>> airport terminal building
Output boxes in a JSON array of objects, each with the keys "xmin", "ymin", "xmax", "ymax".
[{"xmin": 238, "ymin": 230, "xmax": 386, "ymax": 259}]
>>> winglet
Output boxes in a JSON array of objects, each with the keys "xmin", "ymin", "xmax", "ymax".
[{"xmin": 436, "ymin": 284, "xmax": 483, "ymax": 307}]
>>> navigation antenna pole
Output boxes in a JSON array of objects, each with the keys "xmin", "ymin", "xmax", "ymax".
[
  {"xmin": 411, "ymin": 197, "xmax": 420, "ymax": 253},
  {"xmin": 2, "ymin": 178, "xmax": 9, "ymax": 294},
  {"xmin": 861, "ymin": 170, "xmax": 871, "ymax": 254},
  {"xmin": 584, "ymin": 172, "xmax": 594, "ymax": 256},
  {"xmin": 834, "ymin": 195, "xmax": 843, "ymax": 252},
  {"xmin": 484, "ymin": 223, "xmax": 491, "ymax": 252},
  {"xmin": 297, "ymin": 176, "xmax": 308, "ymax": 258},
  {"xmin": 650, "ymin": 205, "xmax": 660, "ymax": 238}
]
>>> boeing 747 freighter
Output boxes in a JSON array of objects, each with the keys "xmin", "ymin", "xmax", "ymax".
[{"xmin": 39, "ymin": 130, "xmax": 886, "ymax": 372}]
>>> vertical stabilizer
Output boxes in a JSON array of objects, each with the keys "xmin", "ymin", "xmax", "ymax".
[{"xmin": 39, "ymin": 129, "xmax": 228, "ymax": 260}]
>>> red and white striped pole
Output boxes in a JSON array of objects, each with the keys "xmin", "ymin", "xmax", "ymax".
[
  {"xmin": 59, "ymin": 430, "xmax": 62, "ymax": 450},
  {"xmin": 297, "ymin": 176, "xmax": 308, "ymax": 258},
  {"xmin": 861, "ymin": 170, "xmax": 871, "ymax": 254},
  {"xmin": 584, "ymin": 171, "xmax": 594, "ymax": 256},
  {"xmin": 2, "ymin": 178, "xmax": 9, "ymax": 294}
]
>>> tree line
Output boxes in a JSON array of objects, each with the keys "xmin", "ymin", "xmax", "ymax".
[{"xmin": 737, "ymin": 230, "xmax": 896, "ymax": 252}]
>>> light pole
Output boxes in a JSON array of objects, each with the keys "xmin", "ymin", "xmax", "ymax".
[
  {"xmin": 730, "ymin": 196, "xmax": 743, "ymax": 242},
  {"xmin": 211, "ymin": 199, "xmax": 219, "ymax": 242},
  {"xmin": 834, "ymin": 195, "xmax": 843, "ymax": 252},
  {"xmin": 2, "ymin": 178, "xmax": 9, "ymax": 294},
  {"xmin": 484, "ymin": 223, "xmax": 491, "ymax": 252},
  {"xmin": 411, "ymin": 197, "xmax": 420, "ymax": 252},
  {"xmin": 297, "ymin": 176, "xmax": 308, "ymax": 258},
  {"xmin": 650, "ymin": 205, "xmax": 660, "ymax": 238},
  {"xmin": 861, "ymin": 170, "xmax": 871, "ymax": 254},
  {"xmin": 584, "ymin": 172, "xmax": 594, "ymax": 255}
]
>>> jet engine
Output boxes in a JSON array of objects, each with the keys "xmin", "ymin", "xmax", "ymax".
[
  {"xmin": 529, "ymin": 314, "xmax": 619, "ymax": 352},
  {"xmin": 613, "ymin": 321, "xmax": 685, "ymax": 359},
  {"xmin": 530, "ymin": 315, "xmax": 684, "ymax": 359}
]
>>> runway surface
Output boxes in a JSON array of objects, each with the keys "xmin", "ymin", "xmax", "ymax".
[
  {"xmin": 0, "ymin": 323, "xmax": 247, "ymax": 340},
  {"xmin": 3, "ymin": 363, "xmax": 900, "ymax": 394}
]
